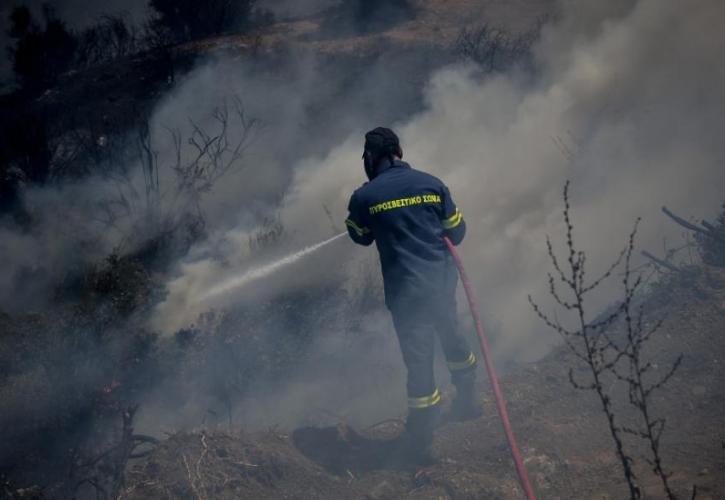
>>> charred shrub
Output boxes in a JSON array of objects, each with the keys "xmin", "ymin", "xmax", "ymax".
[
  {"xmin": 0, "ymin": 306, "xmax": 159, "ymax": 496},
  {"xmin": 530, "ymin": 182, "xmax": 684, "ymax": 499},
  {"xmin": 147, "ymin": 0, "xmax": 260, "ymax": 43},
  {"xmin": 697, "ymin": 202, "xmax": 725, "ymax": 267},
  {"xmin": 659, "ymin": 204, "xmax": 725, "ymax": 268},
  {"xmin": 346, "ymin": 0, "xmax": 414, "ymax": 32},
  {"xmin": 165, "ymin": 286, "xmax": 351, "ymax": 428},
  {"xmin": 319, "ymin": 0, "xmax": 415, "ymax": 37},
  {"xmin": 456, "ymin": 23, "xmax": 538, "ymax": 73},
  {"xmin": 0, "ymin": 99, "xmax": 254, "ymax": 489},
  {"xmin": 0, "ymin": 249, "xmax": 162, "ymax": 496},
  {"xmin": 9, "ymin": 6, "xmax": 146, "ymax": 88},
  {"xmin": 78, "ymin": 254, "xmax": 158, "ymax": 316},
  {"xmin": 74, "ymin": 14, "xmax": 141, "ymax": 68},
  {"xmin": 7, "ymin": 5, "xmax": 77, "ymax": 92},
  {"xmin": 0, "ymin": 109, "xmax": 53, "ymax": 217}
]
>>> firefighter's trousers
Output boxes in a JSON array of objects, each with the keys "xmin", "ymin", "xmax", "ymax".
[{"xmin": 389, "ymin": 285, "xmax": 477, "ymax": 414}]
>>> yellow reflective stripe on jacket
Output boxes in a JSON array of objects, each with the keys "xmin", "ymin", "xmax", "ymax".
[
  {"xmin": 447, "ymin": 352, "xmax": 476, "ymax": 371},
  {"xmin": 408, "ymin": 388, "xmax": 441, "ymax": 409},
  {"xmin": 442, "ymin": 208, "xmax": 463, "ymax": 229},
  {"xmin": 345, "ymin": 218, "xmax": 370, "ymax": 237}
]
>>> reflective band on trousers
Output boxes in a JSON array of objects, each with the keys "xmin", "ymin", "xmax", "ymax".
[
  {"xmin": 447, "ymin": 351, "xmax": 476, "ymax": 371},
  {"xmin": 408, "ymin": 388, "xmax": 441, "ymax": 409},
  {"xmin": 442, "ymin": 208, "xmax": 463, "ymax": 229}
]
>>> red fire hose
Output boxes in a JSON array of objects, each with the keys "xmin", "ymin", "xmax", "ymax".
[{"xmin": 443, "ymin": 236, "xmax": 537, "ymax": 500}]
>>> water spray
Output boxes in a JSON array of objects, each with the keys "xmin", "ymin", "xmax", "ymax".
[{"xmin": 196, "ymin": 232, "xmax": 347, "ymax": 303}]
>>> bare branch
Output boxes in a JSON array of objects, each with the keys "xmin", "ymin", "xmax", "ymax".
[
  {"xmin": 582, "ymin": 247, "xmax": 626, "ymax": 294},
  {"xmin": 662, "ymin": 206, "xmax": 710, "ymax": 235},
  {"xmin": 644, "ymin": 355, "xmax": 683, "ymax": 399},
  {"xmin": 641, "ymin": 250, "xmax": 681, "ymax": 273},
  {"xmin": 530, "ymin": 181, "xmax": 642, "ymax": 499}
]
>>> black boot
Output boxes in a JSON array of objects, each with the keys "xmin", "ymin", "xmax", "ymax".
[
  {"xmin": 399, "ymin": 405, "xmax": 440, "ymax": 466},
  {"xmin": 451, "ymin": 376, "xmax": 483, "ymax": 421}
]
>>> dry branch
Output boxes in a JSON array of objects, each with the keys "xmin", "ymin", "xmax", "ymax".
[
  {"xmin": 529, "ymin": 181, "xmax": 641, "ymax": 499},
  {"xmin": 661, "ymin": 206, "xmax": 710, "ymax": 235},
  {"xmin": 533, "ymin": 183, "xmax": 686, "ymax": 499},
  {"xmin": 641, "ymin": 251, "xmax": 681, "ymax": 273}
]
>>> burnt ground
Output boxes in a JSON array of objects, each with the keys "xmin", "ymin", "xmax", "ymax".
[
  {"xmin": 120, "ymin": 267, "xmax": 725, "ymax": 499},
  {"xmin": 2, "ymin": 0, "xmax": 554, "ymax": 139}
]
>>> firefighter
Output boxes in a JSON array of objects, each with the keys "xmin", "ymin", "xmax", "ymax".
[{"xmin": 345, "ymin": 127, "xmax": 481, "ymax": 463}]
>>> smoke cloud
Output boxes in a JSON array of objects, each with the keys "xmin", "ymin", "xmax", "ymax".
[
  {"xmin": 2, "ymin": 0, "xmax": 724, "ymax": 434},
  {"xmin": 153, "ymin": 0, "xmax": 725, "ymax": 366}
]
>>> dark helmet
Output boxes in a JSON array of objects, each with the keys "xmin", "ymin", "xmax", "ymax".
[
  {"xmin": 364, "ymin": 127, "xmax": 401, "ymax": 161},
  {"xmin": 362, "ymin": 127, "xmax": 402, "ymax": 179}
]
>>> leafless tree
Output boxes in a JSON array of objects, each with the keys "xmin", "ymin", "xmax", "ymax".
[
  {"xmin": 531, "ymin": 181, "xmax": 689, "ymax": 499},
  {"xmin": 97, "ymin": 97, "xmax": 257, "ymax": 257},
  {"xmin": 75, "ymin": 14, "xmax": 142, "ymax": 68},
  {"xmin": 658, "ymin": 205, "xmax": 725, "ymax": 268},
  {"xmin": 63, "ymin": 406, "xmax": 159, "ymax": 500},
  {"xmin": 456, "ymin": 23, "xmax": 537, "ymax": 72},
  {"xmin": 607, "ymin": 226, "xmax": 683, "ymax": 499},
  {"xmin": 529, "ymin": 181, "xmax": 641, "ymax": 499}
]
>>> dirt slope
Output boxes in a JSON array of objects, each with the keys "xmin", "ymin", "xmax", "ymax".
[
  {"xmin": 120, "ymin": 267, "xmax": 725, "ymax": 499},
  {"xmin": 11, "ymin": 2, "xmax": 721, "ymax": 498}
]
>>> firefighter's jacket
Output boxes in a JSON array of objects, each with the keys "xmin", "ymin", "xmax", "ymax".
[{"xmin": 345, "ymin": 159, "xmax": 466, "ymax": 308}]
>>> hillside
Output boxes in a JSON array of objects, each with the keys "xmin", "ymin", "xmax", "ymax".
[
  {"xmin": 117, "ymin": 266, "xmax": 725, "ymax": 499},
  {"xmin": 2, "ymin": 1, "xmax": 724, "ymax": 499}
]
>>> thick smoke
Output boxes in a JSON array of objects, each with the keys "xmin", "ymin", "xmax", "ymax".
[
  {"xmin": 277, "ymin": 0, "xmax": 725, "ymax": 361},
  {"xmin": 153, "ymin": 0, "xmax": 725, "ymax": 366},
  {"xmin": 2, "ymin": 0, "xmax": 723, "ymax": 434}
]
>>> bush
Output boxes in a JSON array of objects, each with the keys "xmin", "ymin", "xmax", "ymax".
[
  {"xmin": 530, "ymin": 182, "xmax": 683, "ymax": 499},
  {"xmin": 0, "ymin": 282, "xmax": 159, "ymax": 497},
  {"xmin": 346, "ymin": 0, "xmax": 414, "ymax": 31},
  {"xmin": 75, "ymin": 14, "xmax": 141, "ymax": 68},
  {"xmin": 698, "ymin": 202, "xmax": 725, "ymax": 267},
  {"xmin": 456, "ymin": 24, "xmax": 537, "ymax": 73},
  {"xmin": 7, "ymin": 5, "xmax": 77, "ymax": 92},
  {"xmin": 147, "ymin": 0, "xmax": 259, "ymax": 43},
  {"xmin": 167, "ymin": 285, "xmax": 351, "ymax": 428},
  {"xmin": 319, "ymin": 0, "xmax": 415, "ymax": 36}
]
